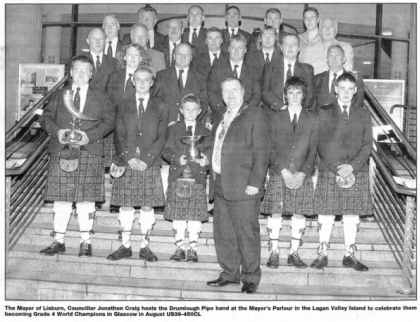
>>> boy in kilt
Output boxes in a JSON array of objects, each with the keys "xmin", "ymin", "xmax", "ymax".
[
  {"xmin": 311, "ymin": 72, "xmax": 373, "ymax": 271},
  {"xmin": 106, "ymin": 65, "xmax": 169, "ymax": 261},
  {"xmin": 39, "ymin": 55, "xmax": 115, "ymax": 257},
  {"xmin": 161, "ymin": 94, "xmax": 212, "ymax": 262},
  {"xmin": 261, "ymin": 76, "xmax": 319, "ymax": 269}
]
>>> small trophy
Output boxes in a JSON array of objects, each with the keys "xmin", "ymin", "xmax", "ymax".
[
  {"xmin": 62, "ymin": 89, "xmax": 97, "ymax": 145},
  {"xmin": 177, "ymin": 135, "xmax": 208, "ymax": 161}
]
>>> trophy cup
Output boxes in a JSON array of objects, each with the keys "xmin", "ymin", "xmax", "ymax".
[
  {"xmin": 176, "ymin": 135, "xmax": 208, "ymax": 162},
  {"xmin": 62, "ymin": 89, "xmax": 97, "ymax": 145}
]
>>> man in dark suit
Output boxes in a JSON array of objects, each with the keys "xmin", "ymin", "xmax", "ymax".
[
  {"xmin": 103, "ymin": 14, "xmax": 123, "ymax": 58},
  {"xmin": 131, "ymin": 23, "xmax": 166, "ymax": 77},
  {"xmin": 262, "ymin": 34, "xmax": 314, "ymax": 112},
  {"xmin": 264, "ymin": 8, "xmax": 295, "ymax": 44},
  {"xmin": 207, "ymin": 77, "xmax": 270, "ymax": 294},
  {"xmin": 137, "ymin": 6, "xmax": 166, "ymax": 51},
  {"xmin": 159, "ymin": 19, "xmax": 184, "ymax": 68},
  {"xmin": 207, "ymin": 34, "xmax": 261, "ymax": 115},
  {"xmin": 245, "ymin": 26, "xmax": 283, "ymax": 77},
  {"xmin": 83, "ymin": 28, "xmax": 118, "ymax": 92},
  {"xmin": 39, "ymin": 55, "xmax": 115, "ymax": 258},
  {"xmin": 181, "ymin": 5, "xmax": 208, "ymax": 56},
  {"xmin": 221, "ymin": 6, "xmax": 255, "ymax": 54},
  {"xmin": 152, "ymin": 43, "xmax": 208, "ymax": 125},
  {"xmin": 191, "ymin": 27, "xmax": 228, "ymax": 78},
  {"xmin": 313, "ymin": 45, "xmax": 364, "ymax": 113}
]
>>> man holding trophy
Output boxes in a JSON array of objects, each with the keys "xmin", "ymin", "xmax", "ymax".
[{"xmin": 39, "ymin": 55, "xmax": 115, "ymax": 257}]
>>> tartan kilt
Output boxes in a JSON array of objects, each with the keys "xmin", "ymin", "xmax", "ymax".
[
  {"xmin": 164, "ymin": 180, "xmax": 209, "ymax": 222},
  {"xmin": 314, "ymin": 170, "xmax": 373, "ymax": 216},
  {"xmin": 111, "ymin": 165, "xmax": 165, "ymax": 207},
  {"xmin": 103, "ymin": 132, "xmax": 114, "ymax": 168},
  {"xmin": 44, "ymin": 151, "xmax": 105, "ymax": 202},
  {"xmin": 260, "ymin": 172, "xmax": 315, "ymax": 215}
]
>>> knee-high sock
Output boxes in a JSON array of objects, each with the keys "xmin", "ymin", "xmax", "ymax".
[
  {"xmin": 267, "ymin": 216, "xmax": 282, "ymax": 253},
  {"xmin": 173, "ymin": 220, "xmax": 187, "ymax": 249},
  {"xmin": 139, "ymin": 209, "xmax": 155, "ymax": 248},
  {"xmin": 77, "ymin": 202, "xmax": 96, "ymax": 244},
  {"xmin": 317, "ymin": 215, "xmax": 335, "ymax": 255},
  {"xmin": 187, "ymin": 220, "xmax": 201, "ymax": 250},
  {"xmin": 52, "ymin": 201, "xmax": 73, "ymax": 244},
  {"xmin": 161, "ymin": 165, "xmax": 170, "ymax": 197},
  {"xmin": 290, "ymin": 215, "xmax": 306, "ymax": 253},
  {"xmin": 343, "ymin": 215, "xmax": 360, "ymax": 256},
  {"xmin": 118, "ymin": 207, "xmax": 135, "ymax": 248}
]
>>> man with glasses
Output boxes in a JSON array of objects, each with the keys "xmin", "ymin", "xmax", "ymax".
[
  {"xmin": 39, "ymin": 55, "xmax": 115, "ymax": 258},
  {"xmin": 181, "ymin": 5, "xmax": 208, "ymax": 56},
  {"xmin": 103, "ymin": 14, "xmax": 123, "ymax": 58},
  {"xmin": 137, "ymin": 6, "xmax": 166, "ymax": 51},
  {"xmin": 207, "ymin": 34, "xmax": 261, "ymax": 116}
]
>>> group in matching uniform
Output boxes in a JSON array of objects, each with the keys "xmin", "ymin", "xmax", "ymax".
[{"xmin": 39, "ymin": 4, "xmax": 374, "ymax": 294}]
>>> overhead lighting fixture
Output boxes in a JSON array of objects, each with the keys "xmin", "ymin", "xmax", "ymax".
[
  {"xmin": 382, "ymin": 31, "xmax": 393, "ymax": 36},
  {"xmin": 363, "ymin": 62, "xmax": 372, "ymax": 65}
]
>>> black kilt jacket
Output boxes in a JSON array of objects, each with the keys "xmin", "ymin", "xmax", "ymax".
[
  {"xmin": 316, "ymin": 102, "xmax": 373, "ymax": 175},
  {"xmin": 39, "ymin": 85, "xmax": 115, "ymax": 156},
  {"xmin": 269, "ymin": 108, "xmax": 319, "ymax": 177},
  {"xmin": 245, "ymin": 48, "xmax": 283, "ymax": 77},
  {"xmin": 181, "ymin": 27, "xmax": 209, "ymax": 56},
  {"xmin": 105, "ymin": 68, "xmax": 135, "ymax": 106},
  {"xmin": 220, "ymin": 28, "xmax": 256, "ymax": 55},
  {"xmin": 161, "ymin": 120, "xmax": 212, "ymax": 185},
  {"xmin": 191, "ymin": 51, "xmax": 229, "ymax": 79},
  {"xmin": 112, "ymin": 97, "xmax": 169, "ymax": 167},
  {"xmin": 80, "ymin": 52, "xmax": 118, "ymax": 92}
]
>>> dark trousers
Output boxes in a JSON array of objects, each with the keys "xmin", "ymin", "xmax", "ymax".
[{"xmin": 213, "ymin": 174, "xmax": 262, "ymax": 284}]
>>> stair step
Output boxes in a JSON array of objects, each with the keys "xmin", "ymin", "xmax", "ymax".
[{"xmin": 6, "ymin": 269, "xmax": 414, "ymax": 301}]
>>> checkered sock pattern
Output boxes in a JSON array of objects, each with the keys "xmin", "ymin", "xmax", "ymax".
[
  {"xmin": 77, "ymin": 202, "xmax": 96, "ymax": 244},
  {"xmin": 173, "ymin": 220, "xmax": 187, "ymax": 248},
  {"xmin": 139, "ymin": 209, "xmax": 156, "ymax": 248},
  {"xmin": 52, "ymin": 201, "xmax": 73, "ymax": 244},
  {"xmin": 187, "ymin": 220, "xmax": 201, "ymax": 250},
  {"xmin": 290, "ymin": 215, "xmax": 306, "ymax": 254},
  {"xmin": 118, "ymin": 207, "xmax": 135, "ymax": 248},
  {"xmin": 343, "ymin": 215, "xmax": 360, "ymax": 256},
  {"xmin": 318, "ymin": 215, "xmax": 335, "ymax": 255},
  {"xmin": 267, "ymin": 216, "xmax": 282, "ymax": 252}
]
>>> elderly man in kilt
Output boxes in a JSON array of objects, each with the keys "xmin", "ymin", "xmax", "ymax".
[
  {"xmin": 39, "ymin": 55, "xmax": 115, "ymax": 257},
  {"xmin": 311, "ymin": 72, "xmax": 373, "ymax": 271},
  {"xmin": 261, "ymin": 76, "xmax": 319, "ymax": 269},
  {"xmin": 161, "ymin": 93, "xmax": 212, "ymax": 262},
  {"xmin": 106, "ymin": 65, "xmax": 169, "ymax": 261}
]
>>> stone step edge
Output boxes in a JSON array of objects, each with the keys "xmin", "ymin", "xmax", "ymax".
[{"xmin": 7, "ymin": 270, "xmax": 413, "ymax": 299}]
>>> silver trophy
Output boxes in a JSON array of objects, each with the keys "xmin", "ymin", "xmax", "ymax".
[{"xmin": 177, "ymin": 135, "xmax": 208, "ymax": 161}]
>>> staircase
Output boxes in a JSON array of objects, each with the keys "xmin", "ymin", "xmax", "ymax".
[{"xmin": 6, "ymin": 175, "xmax": 416, "ymax": 301}]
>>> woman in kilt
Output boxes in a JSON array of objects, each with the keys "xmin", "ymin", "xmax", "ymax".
[
  {"xmin": 39, "ymin": 55, "xmax": 115, "ymax": 257},
  {"xmin": 311, "ymin": 73, "xmax": 373, "ymax": 271},
  {"xmin": 106, "ymin": 66, "xmax": 168, "ymax": 262},
  {"xmin": 261, "ymin": 76, "xmax": 319, "ymax": 269},
  {"xmin": 161, "ymin": 94, "xmax": 212, "ymax": 262}
]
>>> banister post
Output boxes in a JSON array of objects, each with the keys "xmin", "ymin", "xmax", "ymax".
[{"xmin": 5, "ymin": 176, "xmax": 11, "ymax": 270}]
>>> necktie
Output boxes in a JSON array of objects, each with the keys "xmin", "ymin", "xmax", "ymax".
[
  {"xmin": 292, "ymin": 113, "xmax": 298, "ymax": 131},
  {"xmin": 96, "ymin": 55, "xmax": 101, "ymax": 70},
  {"xmin": 331, "ymin": 73, "xmax": 337, "ymax": 94},
  {"xmin": 124, "ymin": 73, "xmax": 134, "ymax": 99},
  {"xmin": 231, "ymin": 29, "xmax": 235, "ymax": 38},
  {"xmin": 232, "ymin": 65, "xmax": 239, "ymax": 78},
  {"xmin": 178, "ymin": 69, "xmax": 184, "ymax": 93},
  {"xmin": 138, "ymin": 98, "xmax": 145, "ymax": 117},
  {"xmin": 265, "ymin": 53, "xmax": 270, "ymax": 63},
  {"xmin": 192, "ymin": 28, "xmax": 198, "ymax": 46},
  {"xmin": 187, "ymin": 126, "xmax": 193, "ymax": 136},
  {"xmin": 213, "ymin": 53, "xmax": 218, "ymax": 65},
  {"xmin": 287, "ymin": 64, "xmax": 292, "ymax": 80},
  {"xmin": 107, "ymin": 41, "xmax": 113, "ymax": 57},
  {"xmin": 343, "ymin": 105, "xmax": 349, "ymax": 122},
  {"xmin": 171, "ymin": 42, "xmax": 177, "ymax": 66},
  {"xmin": 74, "ymin": 87, "xmax": 81, "ymax": 111},
  {"xmin": 214, "ymin": 111, "xmax": 233, "ymax": 169}
]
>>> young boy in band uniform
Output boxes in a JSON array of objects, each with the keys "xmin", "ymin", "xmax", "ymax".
[
  {"xmin": 161, "ymin": 93, "xmax": 212, "ymax": 262},
  {"xmin": 312, "ymin": 72, "xmax": 373, "ymax": 271},
  {"xmin": 261, "ymin": 76, "xmax": 319, "ymax": 269},
  {"xmin": 106, "ymin": 66, "xmax": 169, "ymax": 261}
]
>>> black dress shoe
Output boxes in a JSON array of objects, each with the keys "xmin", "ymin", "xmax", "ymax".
[
  {"xmin": 110, "ymin": 205, "xmax": 120, "ymax": 214},
  {"xmin": 342, "ymin": 254, "xmax": 369, "ymax": 271},
  {"xmin": 287, "ymin": 252, "xmax": 308, "ymax": 269},
  {"xmin": 186, "ymin": 248, "xmax": 198, "ymax": 262},
  {"xmin": 310, "ymin": 253, "xmax": 328, "ymax": 269},
  {"xmin": 170, "ymin": 247, "xmax": 186, "ymax": 261},
  {"xmin": 78, "ymin": 242, "xmax": 92, "ymax": 257},
  {"xmin": 241, "ymin": 282, "xmax": 258, "ymax": 294},
  {"xmin": 207, "ymin": 277, "xmax": 240, "ymax": 287},
  {"xmin": 39, "ymin": 241, "xmax": 66, "ymax": 256},
  {"xmin": 139, "ymin": 246, "xmax": 158, "ymax": 262},
  {"xmin": 107, "ymin": 245, "xmax": 132, "ymax": 261},
  {"xmin": 266, "ymin": 251, "xmax": 279, "ymax": 269}
]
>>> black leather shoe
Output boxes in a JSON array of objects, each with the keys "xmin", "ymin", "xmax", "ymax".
[
  {"xmin": 287, "ymin": 252, "xmax": 307, "ymax": 269},
  {"xmin": 186, "ymin": 248, "xmax": 198, "ymax": 262},
  {"xmin": 266, "ymin": 251, "xmax": 279, "ymax": 269},
  {"xmin": 207, "ymin": 277, "xmax": 240, "ymax": 287},
  {"xmin": 107, "ymin": 245, "xmax": 132, "ymax": 261},
  {"xmin": 343, "ymin": 254, "xmax": 369, "ymax": 271},
  {"xmin": 110, "ymin": 205, "xmax": 119, "ymax": 214},
  {"xmin": 170, "ymin": 247, "xmax": 186, "ymax": 261},
  {"xmin": 139, "ymin": 246, "xmax": 158, "ymax": 262},
  {"xmin": 39, "ymin": 241, "xmax": 66, "ymax": 256},
  {"xmin": 311, "ymin": 253, "xmax": 328, "ymax": 269},
  {"xmin": 78, "ymin": 242, "xmax": 92, "ymax": 257},
  {"xmin": 241, "ymin": 282, "xmax": 258, "ymax": 294}
]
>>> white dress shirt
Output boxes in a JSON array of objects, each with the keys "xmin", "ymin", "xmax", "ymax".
[
  {"xmin": 262, "ymin": 49, "xmax": 274, "ymax": 62},
  {"xmin": 72, "ymin": 83, "xmax": 89, "ymax": 113},
  {"xmin": 169, "ymin": 39, "xmax": 182, "ymax": 66},
  {"xmin": 329, "ymin": 69, "xmax": 344, "ymax": 93},
  {"xmin": 90, "ymin": 52, "xmax": 103, "ymax": 69},
  {"xmin": 175, "ymin": 66, "xmax": 189, "ymax": 88},
  {"xmin": 283, "ymin": 59, "xmax": 296, "ymax": 84},
  {"xmin": 189, "ymin": 26, "xmax": 201, "ymax": 43},
  {"xmin": 104, "ymin": 37, "xmax": 118, "ymax": 58},
  {"xmin": 209, "ymin": 50, "xmax": 221, "ymax": 66},
  {"xmin": 185, "ymin": 120, "xmax": 196, "ymax": 135},
  {"xmin": 148, "ymin": 30, "xmax": 155, "ymax": 48},
  {"xmin": 136, "ymin": 93, "xmax": 150, "ymax": 116},
  {"xmin": 288, "ymin": 106, "xmax": 302, "ymax": 122},
  {"xmin": 338, "ymin": 100, "xmax": 351, "ymax": 117},
  {"xmin": 230, "ymin": 61, "xmax": 243, "ymax": 79},
  {"xmin": 125, "ymin": 66, "xmax": 137, "ymax": 92}
]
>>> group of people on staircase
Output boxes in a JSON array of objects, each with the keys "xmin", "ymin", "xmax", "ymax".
[{"xmin": 38, "ymin": 5, "xmax": 373, "ymax": 295}]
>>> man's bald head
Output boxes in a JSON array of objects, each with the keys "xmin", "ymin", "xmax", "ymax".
[{"xmin": 86, "ymin": 28, "xmax": 106, "ymax": 55}]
